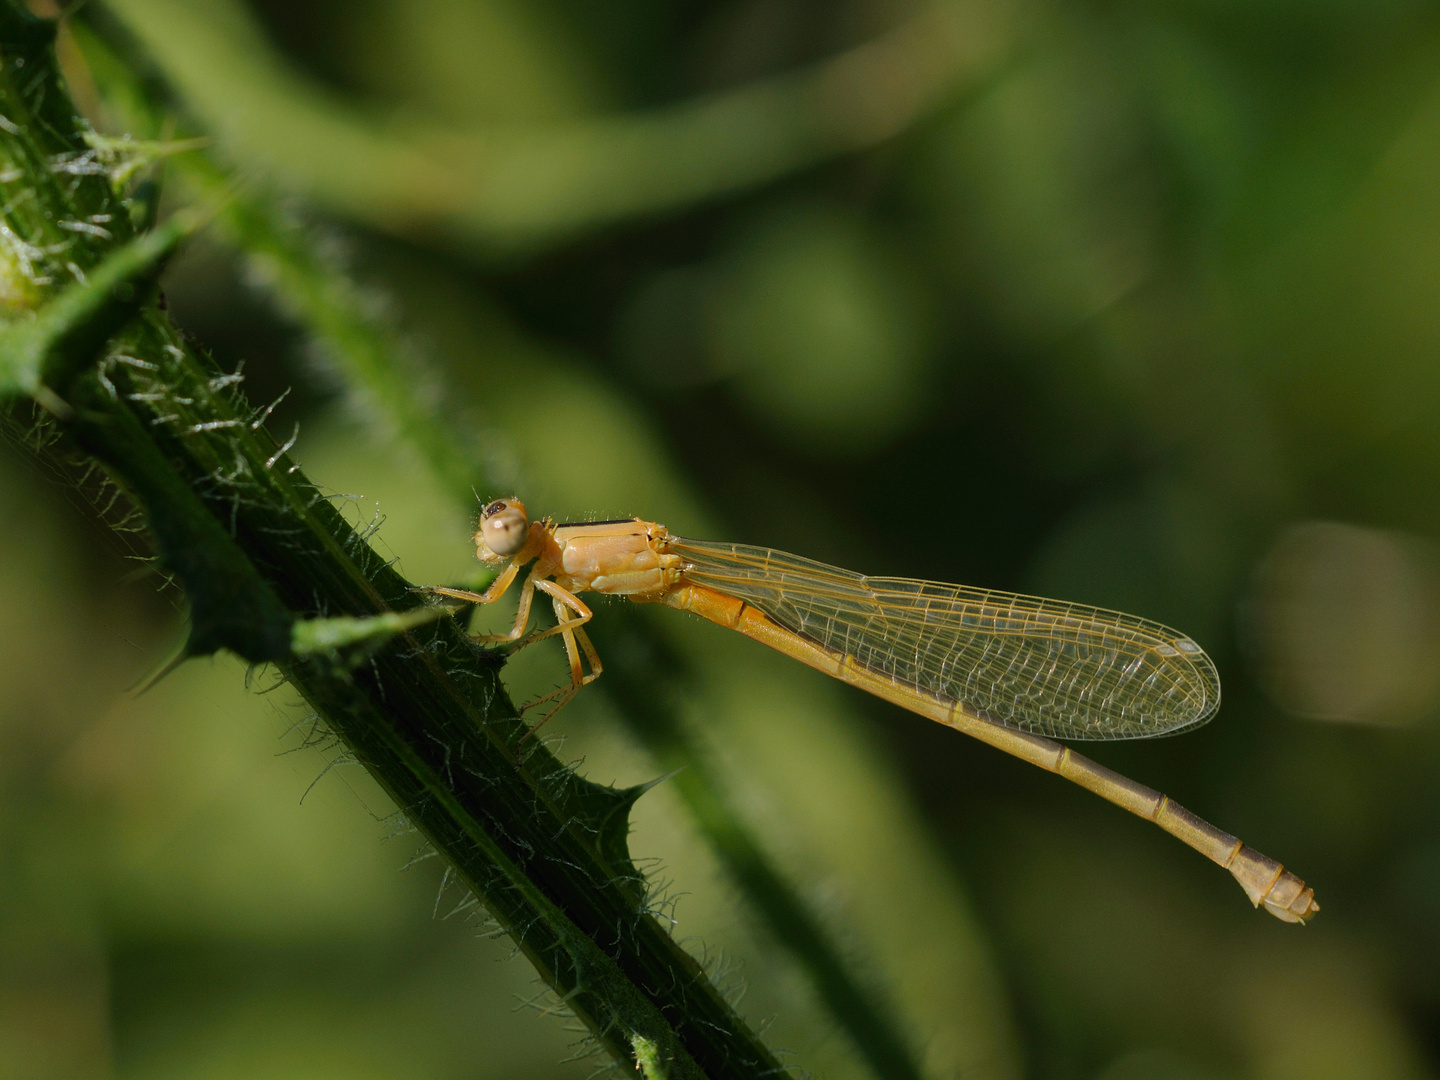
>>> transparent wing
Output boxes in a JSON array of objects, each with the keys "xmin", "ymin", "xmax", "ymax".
[{"xmin": 673, "ymin": 538, "xmax": 1221, "ymax": 740}]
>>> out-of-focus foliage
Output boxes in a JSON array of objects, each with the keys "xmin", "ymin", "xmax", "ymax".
[{"xmin": 7, "ymin": 0, "xmax": 1440, "ymax": 1077}]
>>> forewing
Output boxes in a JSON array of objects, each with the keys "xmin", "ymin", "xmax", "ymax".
[{"xmin": 673, "ymin": 538, "xmax": 1220, "ymax": 740}]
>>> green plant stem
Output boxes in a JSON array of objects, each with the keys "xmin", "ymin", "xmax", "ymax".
[
  {"xmin": 0, "ymin": 7, "xmax": 787, "ymax": 1076},
  {"xmin": 99, "ymin": 0, "xmax": 1010, "ymax": 255}
]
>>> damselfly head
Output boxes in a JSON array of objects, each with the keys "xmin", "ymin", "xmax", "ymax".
[{"xmin": 477, "ymin": 497, "xmax": 530, "ymax": 560}]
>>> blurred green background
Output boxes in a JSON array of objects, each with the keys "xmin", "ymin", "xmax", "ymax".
[{"xmin": 6, "ymin": 0, "xmax": 1440, "ymax": 1076}]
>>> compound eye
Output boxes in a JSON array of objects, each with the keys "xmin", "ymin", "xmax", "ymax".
[{"xmin": 479, "ymin": 498, "xmax": 530, "ymax": 557}]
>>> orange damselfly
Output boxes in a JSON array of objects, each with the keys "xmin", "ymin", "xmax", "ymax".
[{"xmin": 425, "ymin": 498, "xmax": 1317, "ymax": 923}]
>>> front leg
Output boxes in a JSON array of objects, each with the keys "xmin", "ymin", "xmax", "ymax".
[
  {"xmin": 419, "ymin": 559, "xmax": 521, "ymax": 608},
  {"xmin": 472, "ymin": 568, "xmax": 543, "ymax": 643},
  {"xmin": 416, "ymin": 561, "xmax": 541, "ymax": 644}
]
